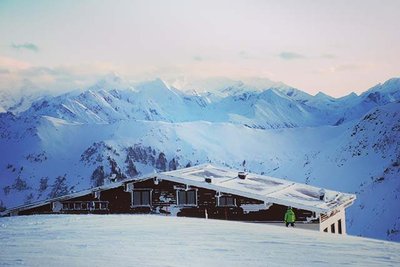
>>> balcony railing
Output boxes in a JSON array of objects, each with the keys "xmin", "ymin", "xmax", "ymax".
[{"xmin": 61, "ymin": 201, "xmax": 109, "ymax": 211}]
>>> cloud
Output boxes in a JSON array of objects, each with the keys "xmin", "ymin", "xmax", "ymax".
[
  {"xmin": 278, "ymin": 51, "xmax": 305, "ymax": 60},
  {"xmin": 329, "ymin": 64, "xmax": 361, "ymax": 73},
  {"xmin": 0, "ymin": 56, "xmax": 31, "ymax": 70},
  {"xmin": 0, "ymin": 59, "xmax": 136, "ymax": 93},
  {"xmin": 321, "ymin": 53, "xmax": 336, "ymax": 59},
  {"xmin": 238, "ymin": 50, "xmax": 251, "ymax": 60},
  {"xmin": 313, "ymin": 63, "xmax": 373, "ymax": 74},
  {"xmin": 0, "ymin": 68, "xmax": 10, "ymax": 74},
  {"xmin": 11, "ymin": 42, "xmax": 39, "ymax": 52},
  {"xmin": 193, "ymin": 56, "xmax": 203, "ymax": 62}
]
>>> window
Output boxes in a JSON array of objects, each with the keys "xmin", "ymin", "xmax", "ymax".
[
  {"xmin": 323, "ymin": 228, "xmax": 328, "ymax": 233},
  {"xmin": 61, "ymin": 201, "xmax": 108, "ymax": 211},
  {"xmin": 177, "ymin": 189, "xmax": 197, "ymax": 206},
  {"xmin": 90, "ymin": 201, "xmax": 108, "ymax": 211},
  {"xmin": 132, "ymin": 190, "xmax": 152, "ymax": 207},
  {"xmin": 331, "ymin": 223, "xmax": 335, "ymax": 233},
  {"xmin": 338, "ymin": 219, "xmax": 342, "ymax": 234},
  {"xmin": 99, "ymin": 202, "xmax": 108, "ymax": 210},
  {"xmin": 81, "ymin": 202, "xmax": 88, "ymax": 210},
  {"xmin": 62, "ymin": 203, "xmax": 70, "ymax": 210},
  {"xmin": 218, "ymin": 196, "xmax": 236, "ymax": 207}
]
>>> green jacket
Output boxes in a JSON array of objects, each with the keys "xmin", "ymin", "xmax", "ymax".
[{"xmin": 284, "ymin": 209, "xmax": 296, "ymax": 223}]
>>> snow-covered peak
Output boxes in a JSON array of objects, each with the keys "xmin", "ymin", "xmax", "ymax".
[
  {"xmin": 134, "ymin": 78, "xmax": 172, "ymax": 92},
  {"xmin": 277, "ymin": 87, "xmax": 313, "ymax": 101},
  {"xmin": 88, "ymin": 72, "xmax": 133, "ymax": 92},
  {"xmin": 314, "ymin": 91, "xmax": 335, "ymax": 100},
  {"xmin": 360, "ymin": 77, "xmax": 400, "ymax": 104},
  {"xmin": 240, "ymin": 77, "xmax": 290, "ymax": 91},
  {"xmin": 337, "ymin": 92, "xmax": 358, "ymax": 101},
  {"xmin": 175, "ymin": 76, "xmax": 290, "ymax": 96}
]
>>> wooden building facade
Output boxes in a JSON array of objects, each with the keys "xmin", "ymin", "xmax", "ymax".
[{"xmin": 2, "ymin": 165, "xmax": 356, "ymax": 235}]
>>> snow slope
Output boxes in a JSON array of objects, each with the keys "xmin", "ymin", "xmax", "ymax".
[{"xmin": 0, "ymin": 215, "xmax": 399, "ymax": 267}]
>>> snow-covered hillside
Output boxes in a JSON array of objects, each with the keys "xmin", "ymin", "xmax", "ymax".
[
  {"xmin": 0, "ymin": 215, "xmax": 399, "ymax": 267},
  {"xmin": 0, "ymin": 76, "xmax": 399, "ymax": 242}
]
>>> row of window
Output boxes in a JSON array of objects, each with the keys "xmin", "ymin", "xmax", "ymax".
[
  {"xmin": 59, "ymin": 190, "xmax": 236, "ymax": 210},
  {"xmin": 323, "ymin": 219, "xmax": 343, "ymax": 234},
  {"xmin": 131, "ymin": 189, "xmax": 237, "ymax": 208},
  {"xmin": 61, "ymin": 201, "xmax": 108, "ymax": 211}
]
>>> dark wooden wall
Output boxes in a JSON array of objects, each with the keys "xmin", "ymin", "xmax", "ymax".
[
  {"xmin": 19, "ymin": 203, "xmax": 52, "ymax": 215},
  {"xmin": 14, "ymin": 178, "xmax": 316, "ymax": 223}
]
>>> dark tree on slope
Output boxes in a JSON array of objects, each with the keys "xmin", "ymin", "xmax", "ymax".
[
  {"xmin": 156, "ymin": 152, "xmax": 167, "ymax": 171},
  {"xmin": 25, "ymin": 193, "xmax": 34, "ymax": 204},
  {"xmin": 91, "ymin": 166, "xmax": 105, "ymax": 187},
  {"xmin": 125, "ymin": 145, "xmax": 156, "ymax": 166},
  {"xmin": 108, "ymin": 157, "xmax": 127, "ymax": 181},
  {"xmin": 48, "ymin": 175, "xmax": 69, "ymax": 198},
  {"xmin": 39, "ymin": 177, "xmax": 48, "ymax": 192},
  {"xmin": 3, "ymin": 186, "xmax": 10, "ymax": 196},
  {"xmin": 126, "ymin": 159, "xmax": 139, "ymax": 177},
  {"xmin": 12, "ymin": 176, "xmax": 29, "ymax": 191},
  {"xmin": 169, "ymin": 158, "xmax": 179, "ymax": 171}
]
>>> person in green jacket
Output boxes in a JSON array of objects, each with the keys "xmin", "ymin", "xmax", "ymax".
[{"xmin": 284, "ymin": 207, "xmax": 296, "ymax": 227}]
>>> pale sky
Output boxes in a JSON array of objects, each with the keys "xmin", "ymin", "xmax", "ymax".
[{"xmin": 0, "ymin": 0, "xmax": 399, "ymax": 97}]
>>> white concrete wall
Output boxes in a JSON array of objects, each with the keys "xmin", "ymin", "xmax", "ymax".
[{"xmin": 320, "ymin": 208, "xmax": 346, "ymax": 235}]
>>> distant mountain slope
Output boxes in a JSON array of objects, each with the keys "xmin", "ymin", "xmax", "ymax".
[{"xmin": 0, "ymin": 77, "xmax": 399, "ymax": 242}]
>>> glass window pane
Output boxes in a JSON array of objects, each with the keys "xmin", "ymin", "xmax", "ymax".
[
  {"xmin": 220, "ymin": 196, "xmax": 226, "ymax": 206},
  {"xmin": 178, "ymin": 190, "xmax": 186, "ymax": 205},
  {"xmin": 187, "ymin": 190, "xmax": 195, "ymax": 205},
  {"xmin": 227, "ymin": 197, "xmax": 234, "ymax": 206},
  {"xmin": 141, "ymin": 191, "xmax": 150, "ymax": 206},
  {"xmin": 133, "ymin": 191, "xmax": 141, "ymax": 206},
  {"xmin": 100, "ymin": 202, "xmax": 107, "ymax": 210},
  {"xmin": 219, "ymin": 196, "xmax": 234, "ymax": 206},
  {"xmin": 338, "ymin": 219, "xmax": 342, "ymax": 234}
]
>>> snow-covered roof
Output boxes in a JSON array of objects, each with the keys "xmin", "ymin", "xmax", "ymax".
[
  {"xmin": 158, "ymin": 164, "xmax": 355, "ymax": 214},
  {"xmin": 2, "ymin": 164, "xmax": 355, "ymax": 216}
]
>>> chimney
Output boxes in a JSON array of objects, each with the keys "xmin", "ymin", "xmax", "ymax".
[
  {"xmin": 205, "ymin": 178, "xmax": 212, "ymax": 183},
  {"xmin": 238, "ymin": 171, "xmax": 247, "ymax": 179},
  {"xmin": 319, "ymin": 189, "xmax": 326, "ymax": 201}
]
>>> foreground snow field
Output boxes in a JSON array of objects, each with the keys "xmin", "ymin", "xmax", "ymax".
[{"xmin": 0, "ymin": 215, "xmax": 399, "ymax": 267}]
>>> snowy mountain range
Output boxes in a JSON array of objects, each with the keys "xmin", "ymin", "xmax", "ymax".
[{"xmin": 0, "ymin": 75, "xmax": 399, "ymax": 242}]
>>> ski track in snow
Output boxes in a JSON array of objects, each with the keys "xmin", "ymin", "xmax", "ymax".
[{"xmin": 0, "ymin": 215, "xmax": 399, "ymax": 267}]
